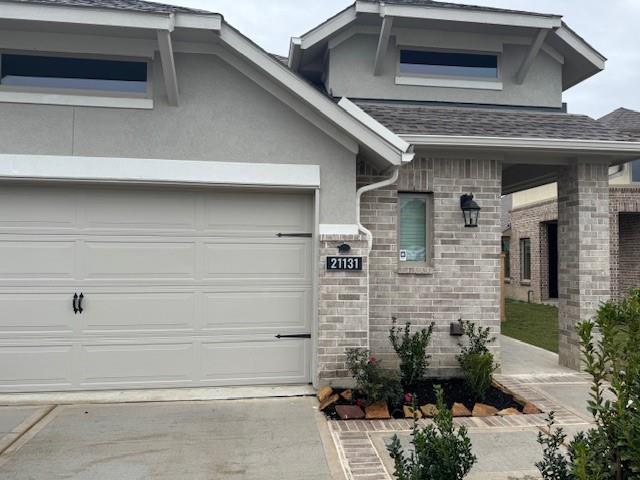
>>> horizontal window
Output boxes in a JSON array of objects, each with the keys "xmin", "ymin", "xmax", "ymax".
[
  {"xmin": 399, "ymin": 193, "xmax": 432, "ymax": 264},
  {"xmin": 0, "ymin": 54, "xmax": 147, "ymax": 93},
  {"xmin": 400, "ymin": 49, "xmax": 498, "ymax": 79}
]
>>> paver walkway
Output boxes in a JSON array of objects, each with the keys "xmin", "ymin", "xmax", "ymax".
[{"xmin": 329, "ymin": 336, "xmax": 595, "ymax": 480}]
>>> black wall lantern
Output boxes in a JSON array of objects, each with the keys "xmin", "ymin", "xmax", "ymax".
[{"xmin": 460, "ymin": 193, "xmax": 481, "ymax": 228}]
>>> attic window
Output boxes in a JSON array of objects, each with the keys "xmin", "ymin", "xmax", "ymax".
[
  {"xmin": 0, "ymin": 54, "xmax": 148, "ymax": 93},
  {"xmin": 399, "ymin": 50, "xmax": 499, "ymax": 79}
]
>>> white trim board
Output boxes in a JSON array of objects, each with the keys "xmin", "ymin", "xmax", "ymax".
[
  {"xmin": 0, "ymin": 154, "xmax": 321, "ymax": 188},
  {"xmin": 319, "ymin": 224, "xmax": 359, "ymax": 235}
]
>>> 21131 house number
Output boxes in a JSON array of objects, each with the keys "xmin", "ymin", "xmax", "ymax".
[{"xmin": 326, "ymin": 256, "xmax": 363, "ymax": 271}]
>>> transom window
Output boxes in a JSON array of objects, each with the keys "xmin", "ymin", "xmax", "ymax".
[
  {"xmin": 399, "ymin": 49, "xmax": 499, "ymax": 79},
  {"xmin": 0, "ymin": 54, "xmax": 148, "ymax": 94},
  {"xmin": 399, "ymin": 193, "xmax": 432, "ymax": 264}
]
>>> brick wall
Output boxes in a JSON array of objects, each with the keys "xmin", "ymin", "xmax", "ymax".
[
  {"xmin": 317, "ymin": 235, "xmax": 369, "ymax": 386},
  {"xmin": 619, "ymin": 213, "xmax": 640, "ymax": 296},
  {"xmin": 507, "ymin": 186, "xmax": 640, "ymax": 302},
  {"xmin": 358, "ymin": 156, "xmax": 502, "ymax": 378},
  {"xmin": 506, "ymin": 200, "xmax": 557, "ymax": 302}
]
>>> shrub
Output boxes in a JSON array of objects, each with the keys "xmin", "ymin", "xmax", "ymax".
[
  {"xmin": 389, "ymin": 318, "xmax": 434, "ymax": 386},
  {"xmin": 535, "ymin": 289, "xmax": 640, "ymax": 480},
  {"xmin": 387, "ymin": 385, "xmax": 476, "ymax": 480},
  {"xmin": 345, "ymin": 348, "xmax": 402, "ymax": 406},
  {"xmin": 456, "ymin": 320, "xmax": 498, "ymax": 401}
]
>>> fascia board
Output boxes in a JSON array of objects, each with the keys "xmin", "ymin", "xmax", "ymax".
[
  {"xmin": 402, "ymin": 134, "xmax": 640, "ymax": 155},
  {"xmin": 357, "ymin": 1, "xmax": 561, "ymax": 29},
  {"xmin": 554, "ymin": 25, "xmax": 606, "ymax": 70},
  {"xmin": 174, "ymin": 13, "xmax": 222, "ymax": 31},
  {"xmin": 0, "ymin": 2, "xmax": 173, "ymax": 30},
  {"xmin": 300, "ymin": 6, "xmax": 358, "ymax": 50}
]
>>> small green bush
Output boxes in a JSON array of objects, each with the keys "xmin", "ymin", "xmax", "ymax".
[
  {"xmin": 387, "ymin": 385, "xmax": 476, "ymax": 480},
  {"xmin": 389, "ymin": 318, "xmax": 434, "ymax": 386},
  {"xmin": 536, "ymin": 289, "xmax": 640, "ymax": 480},
  {"xmin": 456, "ymin": 320, "xmax": 498, "ymax": 401},
  {"xmin": 345, "ymin": 348, "xmax": 402, "ymax": 406}
]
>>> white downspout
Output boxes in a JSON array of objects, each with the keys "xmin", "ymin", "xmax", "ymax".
[{"xmin": 357, "ymin": 166, "xmax": 400, "ymax": 252}]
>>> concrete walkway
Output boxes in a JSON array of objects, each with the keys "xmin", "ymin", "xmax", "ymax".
[
  {"xmin": 0, "ymin": 397, "xmax": 343, "ymax": 480},
  {"xmin": 500, "ymin": 334, "xmax": 576, "ymax": 376}
]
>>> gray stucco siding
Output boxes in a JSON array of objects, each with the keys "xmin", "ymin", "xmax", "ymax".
[
  {"xmin": 327, "ymin": 34, "xmax": 563, "ymax": 109},
  {"xmin": 0, "ymin": 52, "xmax": 357, "ymax": 224}
]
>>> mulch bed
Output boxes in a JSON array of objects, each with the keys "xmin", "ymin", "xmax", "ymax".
[{"xmin": 323, "ymin": 379, "xmax": 527, "ymax": 420}]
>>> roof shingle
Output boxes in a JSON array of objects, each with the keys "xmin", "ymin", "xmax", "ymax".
[
  {"xmin": 355, "ymin": 101, "xmax": 635, "ymax": 142},
  {"xmin": 3, "ymin": 0, "xmax": 215, "ymax": 15},
  {"xmin": 598, "ymin": 108, "xmax": 640, "ymax": 139}
]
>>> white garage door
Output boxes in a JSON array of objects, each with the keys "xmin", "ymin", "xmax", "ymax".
[{"xmin": 0, "ymin": 184, "xmax": 314, "ymax": 392}]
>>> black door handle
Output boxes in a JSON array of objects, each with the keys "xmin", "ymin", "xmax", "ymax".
[
  {"xmin": 275, "ymin": 334, "xmax": 311, "ymax": 339},
  {"xmin": 73, "ymin": 293, "xmax": 79, "ymax": 314},
  {"xmin": 78, "ymin": 293, "xmax": 84, "ymax": 314}
]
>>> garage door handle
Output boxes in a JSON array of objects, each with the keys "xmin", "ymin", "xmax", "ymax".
[
  {"xmin": 276, "ymin": 233, "xmax": 312, "ymax": 238},
  {"xmin": 275, "ymin": 334, "xmax": 311, "ymax": 339},
  {"xmin": 78, "ymin": 293, "xmax": 84, "ymax": 314},
  {"xmin": 72, "ymin": 293, "xmax": 79, "ymax": 314}
]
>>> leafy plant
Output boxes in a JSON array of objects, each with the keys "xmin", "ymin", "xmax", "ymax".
[
  {"xmin": 387, "ymin": 385, "xmax": 476, "ymax": 480},
  {"xmin": 536, "ymin": 412, "xmax": 572, "ymax": 480},
  {"xmin": 389, "ymin": 318, "xmax": 434, "ymax": 386},
  {"xmin": 535, "ymin": 289, "xmax": 640, "ymax": 480},
  {"xmin": 456, "ymin": 320, "xmax": 498, "ymax": 401},
  {"xmin": 345, "ymin": 348, "xmax": 402, "ymax": 406}
]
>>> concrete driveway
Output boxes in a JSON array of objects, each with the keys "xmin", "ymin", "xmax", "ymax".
[{"xmin": 0, "ymin": 397, "xmax": 342, "ymax": 480}]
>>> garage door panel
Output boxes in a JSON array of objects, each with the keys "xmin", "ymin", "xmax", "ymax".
[
  {"xmin": 0, "ymin": 241, "xmax": 75, "ymax": 280},
  {"xmin": 82, "ymin": 189, "xmax": 197, "ymax": 233},
  {"xmin": 203, "ymin": 241, "xmax": 311, "ymax": 281},
  {"xmin": 81, "ymin": 292, "xmax": 196, "ymax": 335},
  {"xmin": 83, "ymin": 241, "xmax": 196, "ymax": 280},
  {"xmin": 202, "ymin": 289, "xmax": 310, "ymax": 332},
  {"xmin": 203, "ymin": 192, "xmax": 312, "ymax": 234},
  {"xmin": 200, "ymin": 339, "xmax": 309, "ymax": 383},
  {"xmin": 0, "ymin": 293, "xmax": 73, "ymax": 337},
  {"xmin": 0, "ymin": 344, "xmax": 73, "ymax": 390},
  {"xmin": 0, "ymin": 186, "xmax": 77, "ymax": 232},
  {"xmin": 79, "ymin": 343, "xmax": 194, "ymax": 387}
]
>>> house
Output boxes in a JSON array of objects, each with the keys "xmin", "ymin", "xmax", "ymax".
[
  {"xmin": 505, "ymin": 107, "xmax": 640, "ymax": 304},
  {"xmin": 1, "ymin": 0, "xmax": 639, "ymax": 394}
]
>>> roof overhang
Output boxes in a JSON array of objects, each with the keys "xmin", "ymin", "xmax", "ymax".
[
  {"xmin": 401, "ymin": 135, "xmax": 640, "ymax": 158},
  {"xmin": 0, "ymin": 1, "xmax": 222, "ymax": 31},
  {"xmin": 289, "ymin": 1, "xmax": 605, "ymax": 91}
]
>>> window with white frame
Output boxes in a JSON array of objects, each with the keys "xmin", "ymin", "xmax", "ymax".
[
  {"xmin": 0, "ymin": 53, "xmax": 148, "ymax": 94},
  {"xmin": 399, "ymin": 193, "xmax": 432, "ymax": 264},
  {"xmin": 399, "ymin": 49, "xmax": 499, "ymax": 79}
]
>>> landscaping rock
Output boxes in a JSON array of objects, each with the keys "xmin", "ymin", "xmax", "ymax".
[
  {"xmin": 403, "ymin": 406, "xmax": 423, "ymax": 419},
  {"xmin": 318, "ymin": 394, "xmax": 339, "ymax": 411},
  {"xmin": 523, "ymin": 403, "xmax": 541, "ymax": 415},
  {"xmin": 365, "ymin": 401, "xmax": 391, "ymax": 419},
  {"xmin": 340, "ymin": 390, "xmax": 353, "ymax": 402},
  {"xmin": 472, "ymin": 403, "xmax": 499, "ymax": 417},
  {"xmin": 420, "ymin": 404, "xmax": 438, "ymax": 418},
  {"xmin": 451, "ymin": 403, "xmax": 472, "ymax": 417},
  {"xmin": 497, "ymin": 408, "xmax": 522, "ymax": 416},
  {"xmin": 335, "ymin": 405, "xmax": 365, "ymax": 420},
  {"xmin": 317, "ymin": 386, "xmax": 334, "ymax": 403}
]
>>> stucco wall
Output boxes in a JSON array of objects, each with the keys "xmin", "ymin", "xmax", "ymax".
[
  {"xmin": 327, "ymin": 32, "xmax": 563, "ymax": 108},
  {"xmin": 0, "ymin": 51, "xmax": 357, "ymax": 224}
]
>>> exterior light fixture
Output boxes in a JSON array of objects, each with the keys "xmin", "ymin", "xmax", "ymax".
[
  {"xmin": 460, "ymin": 193, "xmax": 481, "ymax": 228},
  {"xmin": 337, "ymin": 243, "xmax": 351, "ymax": 253}
]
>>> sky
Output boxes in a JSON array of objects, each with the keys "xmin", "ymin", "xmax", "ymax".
[{"xmin": 166, "ymin": 0, "xmax": 640, "ymax": 119}]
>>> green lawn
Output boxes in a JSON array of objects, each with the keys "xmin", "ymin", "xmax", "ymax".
[{"xmin": 503, "ymin": 299, "xmax": 559, "ymax": 353}]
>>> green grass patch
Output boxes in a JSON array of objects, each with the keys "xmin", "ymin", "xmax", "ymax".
[{"xmin": 503, "ymin": 299, "xmax": 559, "ymax": 353}]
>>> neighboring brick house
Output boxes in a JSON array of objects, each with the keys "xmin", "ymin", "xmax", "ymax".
[{"xmin": 505, "ymin": 107, "xmax": 640, "ymax": 303}]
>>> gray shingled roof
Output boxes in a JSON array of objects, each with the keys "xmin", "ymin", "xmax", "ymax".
[
  {"xmin": 598, "ymin": 108, "xmax": 640, "ymax": 139},
  {"xmin": 4, "ymin": 0, "xmax": 215, "ymax": 15},
  {"xmin": 355, "ymin": 101, "xmax": 636, "ymax": 142},
  {"xmin": 357, "ymin": 0, "xmax": 559, "ymax": 18}
]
